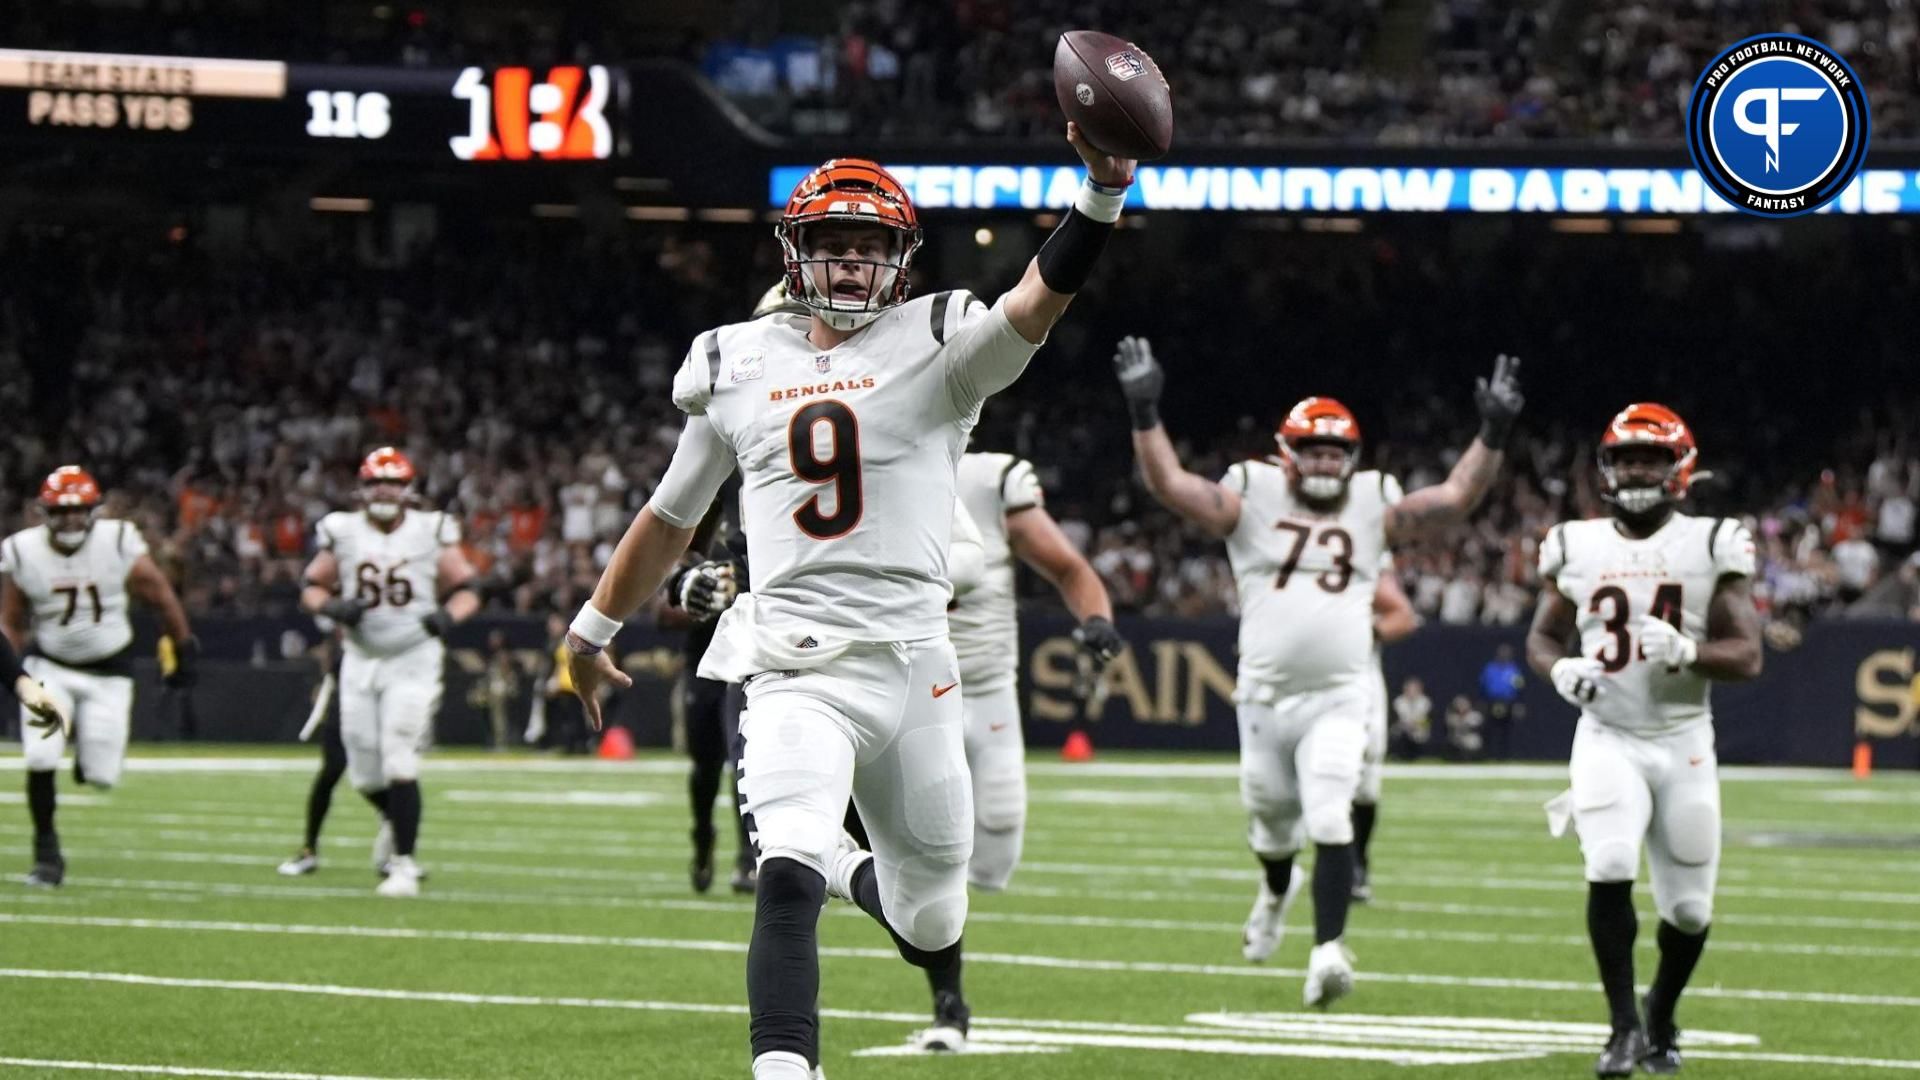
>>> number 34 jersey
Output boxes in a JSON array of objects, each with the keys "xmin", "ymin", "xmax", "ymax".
[
  {"xmin": 316, "ymin": 509, "xmax": 461, "ymax": 660},
  {"xmin": 1222, "ymin": 460, "xmax": 1400, "ymax": 700},
  {"xmin": 671, "ymin": 292, "xmax": 1040, "ymax": 647},
  {"xmin": 1539, "ymin": 513, "xmax": 1756, "ymax": 735}
]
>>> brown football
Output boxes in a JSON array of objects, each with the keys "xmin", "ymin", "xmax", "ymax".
[{"xmin": 1052, "ymin": 30, "xmax": 1173, "ymax": 160}]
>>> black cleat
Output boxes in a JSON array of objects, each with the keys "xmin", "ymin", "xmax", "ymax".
[
  {"xmin": 24, "ymin": 859, "xmax": 64, "ymax": 888},
  {"xmin": 1596, "ymin": 1026, "xmax": 1649, "ymax": 1078},
  {"xmin": 1643, "ymin": 997, "xmax": 1682, "ymax": 1074},
  {"xmin": 910, "ymin": 990, "xmax": 971, "ymax": 1052},
  {"xmin": 690, "ymin": 827, "xmax": 716, "ymax": 894},
  {"xmin": 1351, "ymin": 864, "xmax": 1373, "ymax": 903}
]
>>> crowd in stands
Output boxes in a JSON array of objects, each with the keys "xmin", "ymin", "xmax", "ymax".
[
  {"xmin": 10, "ymin": 0, "xmax": 1917, "ymax": 143},
  {"xmin": 2, "ymin": 212, "xmax": 1916, "ymax": 633}
]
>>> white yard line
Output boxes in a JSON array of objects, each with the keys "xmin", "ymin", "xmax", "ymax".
[
  {"xmin": 0, "ymin": 1060, "xmax": 453, "ymax": 1080},
  {"xmin": 2, "ymin": 969, "xmax": 1915, "ymax": 1072},
  {"xmin": 5, "ymin": 913, "xmax": 1918, "ymax": 1008}
]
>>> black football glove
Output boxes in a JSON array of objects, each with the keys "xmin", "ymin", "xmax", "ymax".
[
  {"xmin": 318, "ymin": 596, "xmax": 369, "ymax": 628},
  {"xmin": 1072, "ymin": 616, "xmax": 1124, "ymax": 669},
  {"xmin": 1474, "ymin": 353, "xmax": 1525, "ymax": 450},
  {"xmin": 165, "ymin": 636, "xmax": 200, "ymax": 689},
  {"xmin": 421, "ymin": 609, "xmax": 457, "ymax": 638},
  {"xmin": 1112, "ymin": 336, "xmax": 1165, "ymax": 431},
  {"xmin": 677, "ymin": 561, "xmax": 740, "ymax": 622}
]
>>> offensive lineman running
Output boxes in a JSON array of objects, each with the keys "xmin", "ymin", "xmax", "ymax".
[
  {"xmin": 1113, "ymin": 338, "xmax": 1522, "ymax": 1007},
  {"xmin": 300, "ymin": 448, "xmax": 479, "ymax": 898},
  {"xmin": 4, "ymin": 466, "xmax": 196, "ymax": 886},
  {"xmin": 568, "ymin": 134, "xmax": 1132, "ymax": 1080},
  {"xmin": 1527, "ymin": 404, "xmax": 1762, "ymax": 1077}
]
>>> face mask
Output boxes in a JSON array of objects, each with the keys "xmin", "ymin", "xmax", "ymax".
[
  {"xmin": 53, "ymin": 527, "xmax": 89, "ymax": 548},
  {"xmin": 367, "ymin": 500, "xmax": 402, "ymax": 522},
  {"xmin": 1611, "ymin": 485, "xmax": 1666, "ymax": 514},
  {"xmin": 1299, "ymin": 474, "xmax": 1346, "ymax": 500}
]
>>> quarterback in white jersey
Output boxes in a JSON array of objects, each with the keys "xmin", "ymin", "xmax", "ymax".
[
  {"xmin": 1352, "ymin": 558, "xmax": 1419, "ymax": 903},
  {"xmin": 1527, "ymin": 403, "xmax": 1762, "ymax": 1078},
  {"xmin": 1114, "ymin": 338, "xmax": 1523, "ymax": 1008},
  {"xmin": 299, "ymin": 447, "xmax": 479, "ymax": 898},
  {"xmin": 2, "ymin": 466, "xmax": 195, "ymax": 887},
  {"xmin": 567, "ymin": 138, "xmax": 1134, "ymax": 1080},
  {"xmin": 949, "ymin": 451, "xmax": 1121, "ymax": 894}
]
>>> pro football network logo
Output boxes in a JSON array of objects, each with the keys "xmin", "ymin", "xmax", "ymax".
[{"xmin": 1687, "ymin": 34, "xmax": 1869, "ymax": 217}]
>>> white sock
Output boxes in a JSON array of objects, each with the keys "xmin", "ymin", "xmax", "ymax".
[{"xmin": 751, "ymin": 1050, "xmax": 811, "ymax": 1079}]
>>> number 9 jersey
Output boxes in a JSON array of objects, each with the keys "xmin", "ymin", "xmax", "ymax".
[
  {"xmin": 1221, "ymin": 460, "xmax": 1400, "ymax": 700},
  {"xmin": 1539, "ymin": 514, "xmax": 1756, "ymax": 735},
  {"xmin": 315, "ymin": 510, "xmax": 462, "ymax": 659}
]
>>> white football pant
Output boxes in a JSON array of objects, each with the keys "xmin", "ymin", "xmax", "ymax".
[
  {"xmin": 339, "ymin": 639, "xmax": 443, "ymax": 792},
  {"xmin": 20, "ymin": 656, "xmax": 133, "ymax": 787},
  {"xmin": 960, "ymin": 679, "xmax": 1025, "ymax": 891},
  {"xmin": 1569, "ymin": 717, "xmax": 1721, "ymax": 933},
  {"xmin": 1237, "ymin": 683, "xmax": 1370, "ymax": 857}
]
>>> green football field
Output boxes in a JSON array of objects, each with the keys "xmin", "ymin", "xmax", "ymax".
[{"xmin": 1, "ymin": 746, "xmax": 1917, "ymax": 1079}]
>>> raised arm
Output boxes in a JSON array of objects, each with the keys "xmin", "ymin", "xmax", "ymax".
[
  {"xmin": 1111, "ymin": 336, "xmax": 1241, "ymax": 538},
  {"xmin": 999, "ymin": 124, "xmax": 1136, "ymax": 345},
  {"xmin": 1384, "ymin": 355, "xmax": 1525, "ymax": 546}
]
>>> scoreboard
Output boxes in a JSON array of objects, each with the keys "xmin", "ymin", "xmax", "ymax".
[{"xmin": 0, "ymin": 48, "xmax": 625, "ymax": 161}]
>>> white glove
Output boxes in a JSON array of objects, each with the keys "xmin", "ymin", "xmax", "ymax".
[
  {"xmin": 1550, "ymin": 657, "xmax": 1607, "ymax": 707},
  {"xmin": 1638, "ymin": 619, "xmax": 1698, "ymax": 672},
  {"xmin": 16, "ymin": 675, "xmax": 69, "ymax": 740},
  {"xmin": 678, "ymin": 562, "xmax": 739, "ymax": 621}
]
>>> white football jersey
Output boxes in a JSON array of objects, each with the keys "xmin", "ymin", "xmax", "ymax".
[
  {"xmin": 1540, "ymin": 513, "xmax": 1755, "ymax": 735},
  {"xmin": 949, "ymin": 452, "xmax": 1046, "ymax": 689},
  {"xmin": 0, "ymin": 521, "xmax": 147, "ymax": 664},
  {"xmin": 317, "ymin": 509, "xmax": 461, "ymax": 659},
  {"xmin": 1223, "ymin": 461, "xmax": 1400, "ymax": 698},
  {"xmin": 671, "ymin": 291, "xmax": 1039, "ymax": 646}
]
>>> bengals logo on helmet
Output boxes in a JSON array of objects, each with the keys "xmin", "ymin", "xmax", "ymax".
[
  {"xmin": 358, "ymin": 447, "xmax": 416, "ymax": 485},
  {"xmin": 39, "ymin": 465, "xmax": 102, "ymax": 508},
  {"xmin": 776, "ymin": 158, "xmax": 923, "ymax": 332},
  {"xmin": 1599, "ymin": 402, "xmax": 1698, "ymax": 510},
  {"xmin": 1276, "ymin": 398, "xmax": 1362, "ymax": 502}
]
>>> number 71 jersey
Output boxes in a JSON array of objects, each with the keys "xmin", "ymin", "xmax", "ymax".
[
  {"xmin": 316, "ymin": 509, "xmax": 461, "ymax": 659},
  {"xmin": 1539, "ymin": 513, "xmax": 1756, "ymax": 734},
  {"xmin": 1222, "ymin": 459, "xmax": 1399, "ymax": 699}
]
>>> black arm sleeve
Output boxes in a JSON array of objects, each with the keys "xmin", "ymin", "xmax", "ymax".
[{"xmin": 0, "ymin": 630, "xmax": 24, "ymax": 685}]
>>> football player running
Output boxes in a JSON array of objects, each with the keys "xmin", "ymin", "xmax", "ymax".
[
  {"xmin": 1352, "ymin": 559, "xmax": 1419, "ymax": 903},
  {"xmin": 3, "ymin": 466, "xmax": 195, "ymax": 887},
  {"xmin": 299, "ymin": 448, "xmax": 479, "ymax": 898},
  {"xmin": 1527, "ymin": 404, "xmax": 1762, "ymax": 1077},
  {"xmin": 1113, "ymin": 338, "xmax": 1522, "ymax": 1007},
  {"xmin": 568, "ymin": 130, "xmax": 1133, "ymax": 1080}
]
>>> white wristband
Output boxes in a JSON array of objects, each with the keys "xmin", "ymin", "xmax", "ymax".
[
  {"xmin": 1075, "ymin": 178, "xmax": 1126, "ymax": 223},
  {"xmin": 569, "ymin": 601, "xmax": 623, "ymax": 648}
]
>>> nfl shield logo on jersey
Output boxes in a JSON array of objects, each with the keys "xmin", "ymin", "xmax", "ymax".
[
  {"xmin": 731, "ymin": 351, "xmax": 765, "ymax": 383},
  {"xmin": 814, "ymin": 354, "xmax": 832, "ymax": 373}
]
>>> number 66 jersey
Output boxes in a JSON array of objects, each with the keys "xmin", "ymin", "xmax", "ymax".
[
  {"xmin": 314, "ymin": 509, "xmax": 461, "ymax": 659},
  {"xmin": 1539, "ymin": 514, "xmax": 1756, "ymax": 735}
]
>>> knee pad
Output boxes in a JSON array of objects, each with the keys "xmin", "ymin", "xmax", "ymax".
[
  {"xmin": 886, "ymin": 852, "xmax": 970, "ymax": 952},
  {"xmin": 972, "ymin": 759, "xmax": 1025, "ymax": 834},
  {"xmin": 1583, "ymin": 839, "xmax": 1640, "ymax": 883},
  {"xmin": 1246, "ymin": 813, "xmax": 1304, "ymax": 860},
  {"xmin": 1662, "ymin": 800, "xmax": 1719, "ymax": 866},
  {"xmin": 967, "ymin": 827, "xmax": 1021, "ymax": 892},
  {"xmin": 1305, "ymin": 801, "xmax": 1356, "ymax": 846},
  {"xmin": 1663, "ymin": 897, "xmax": 1713, "ymax": 935}
]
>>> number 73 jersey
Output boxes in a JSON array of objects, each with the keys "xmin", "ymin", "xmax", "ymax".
[
  {"xmin": 1221, "ymin": 459, "xmax": 1399, "ymax": 699},
  {"xmin": 316, "ymin": 509, "xmax": 461, "ymax": 659},
  {"xmin": 1539, "ymin": 513, "xmax": 1756, "ymax": 735}
]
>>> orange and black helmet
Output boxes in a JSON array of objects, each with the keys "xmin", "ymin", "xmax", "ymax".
[
  {"xmin": 776, "ymin": 158, "xmax": 922, "ymax": 330},
  {"xmin": 1598, "ymin": 403, "xmax": 1698, "ymax": 511},
  {"xmin": 1276, "ymin": 398, "xmax": 1362, "ymax": 501},
  {"xmin": 358, "ymin": 447, "xmax": 416, "ymax": 485},
  {"xmin": 38, "ymin": 465, "xmax": 102, "ymax": 508}
]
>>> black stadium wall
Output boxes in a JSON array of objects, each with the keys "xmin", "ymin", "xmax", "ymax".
[{"xmin": 70, "ymin": 615, "xmax": 1920, "ymax": 771}]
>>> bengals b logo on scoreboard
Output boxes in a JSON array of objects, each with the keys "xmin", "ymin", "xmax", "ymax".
[{"xmin": 450, "ymin": 64, "xmax": 612, "ymax": 161}]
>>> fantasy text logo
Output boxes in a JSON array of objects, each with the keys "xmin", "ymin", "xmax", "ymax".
[{"xmin": 1687, "ymin": 34, "xmax": 1869, "ymax": 217}]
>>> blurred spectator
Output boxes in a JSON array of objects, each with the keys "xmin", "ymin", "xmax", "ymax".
[
  {"xmin": 1391, "ymin": 676, "xmax": 1432, "ymax": 759},
  {"xmin": 1478, "ymin": 643, "xmax": 1526, "ymax": 760},
  {"xmin": 1445, "ymin": 694, "xmax": 1485, "ymax": 760}
]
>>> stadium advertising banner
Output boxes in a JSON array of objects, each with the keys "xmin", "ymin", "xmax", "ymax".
[
  {"xmin": 767, "ymin": 163, "xmax": 1920, "ymax": 215},
  {"xmin": 135, "ymin": 616, "xmax": 1920, "ymax": 770},
  {"xmin": 0, "ymin": 48, "xmax": 623, "ymax": 161}
]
